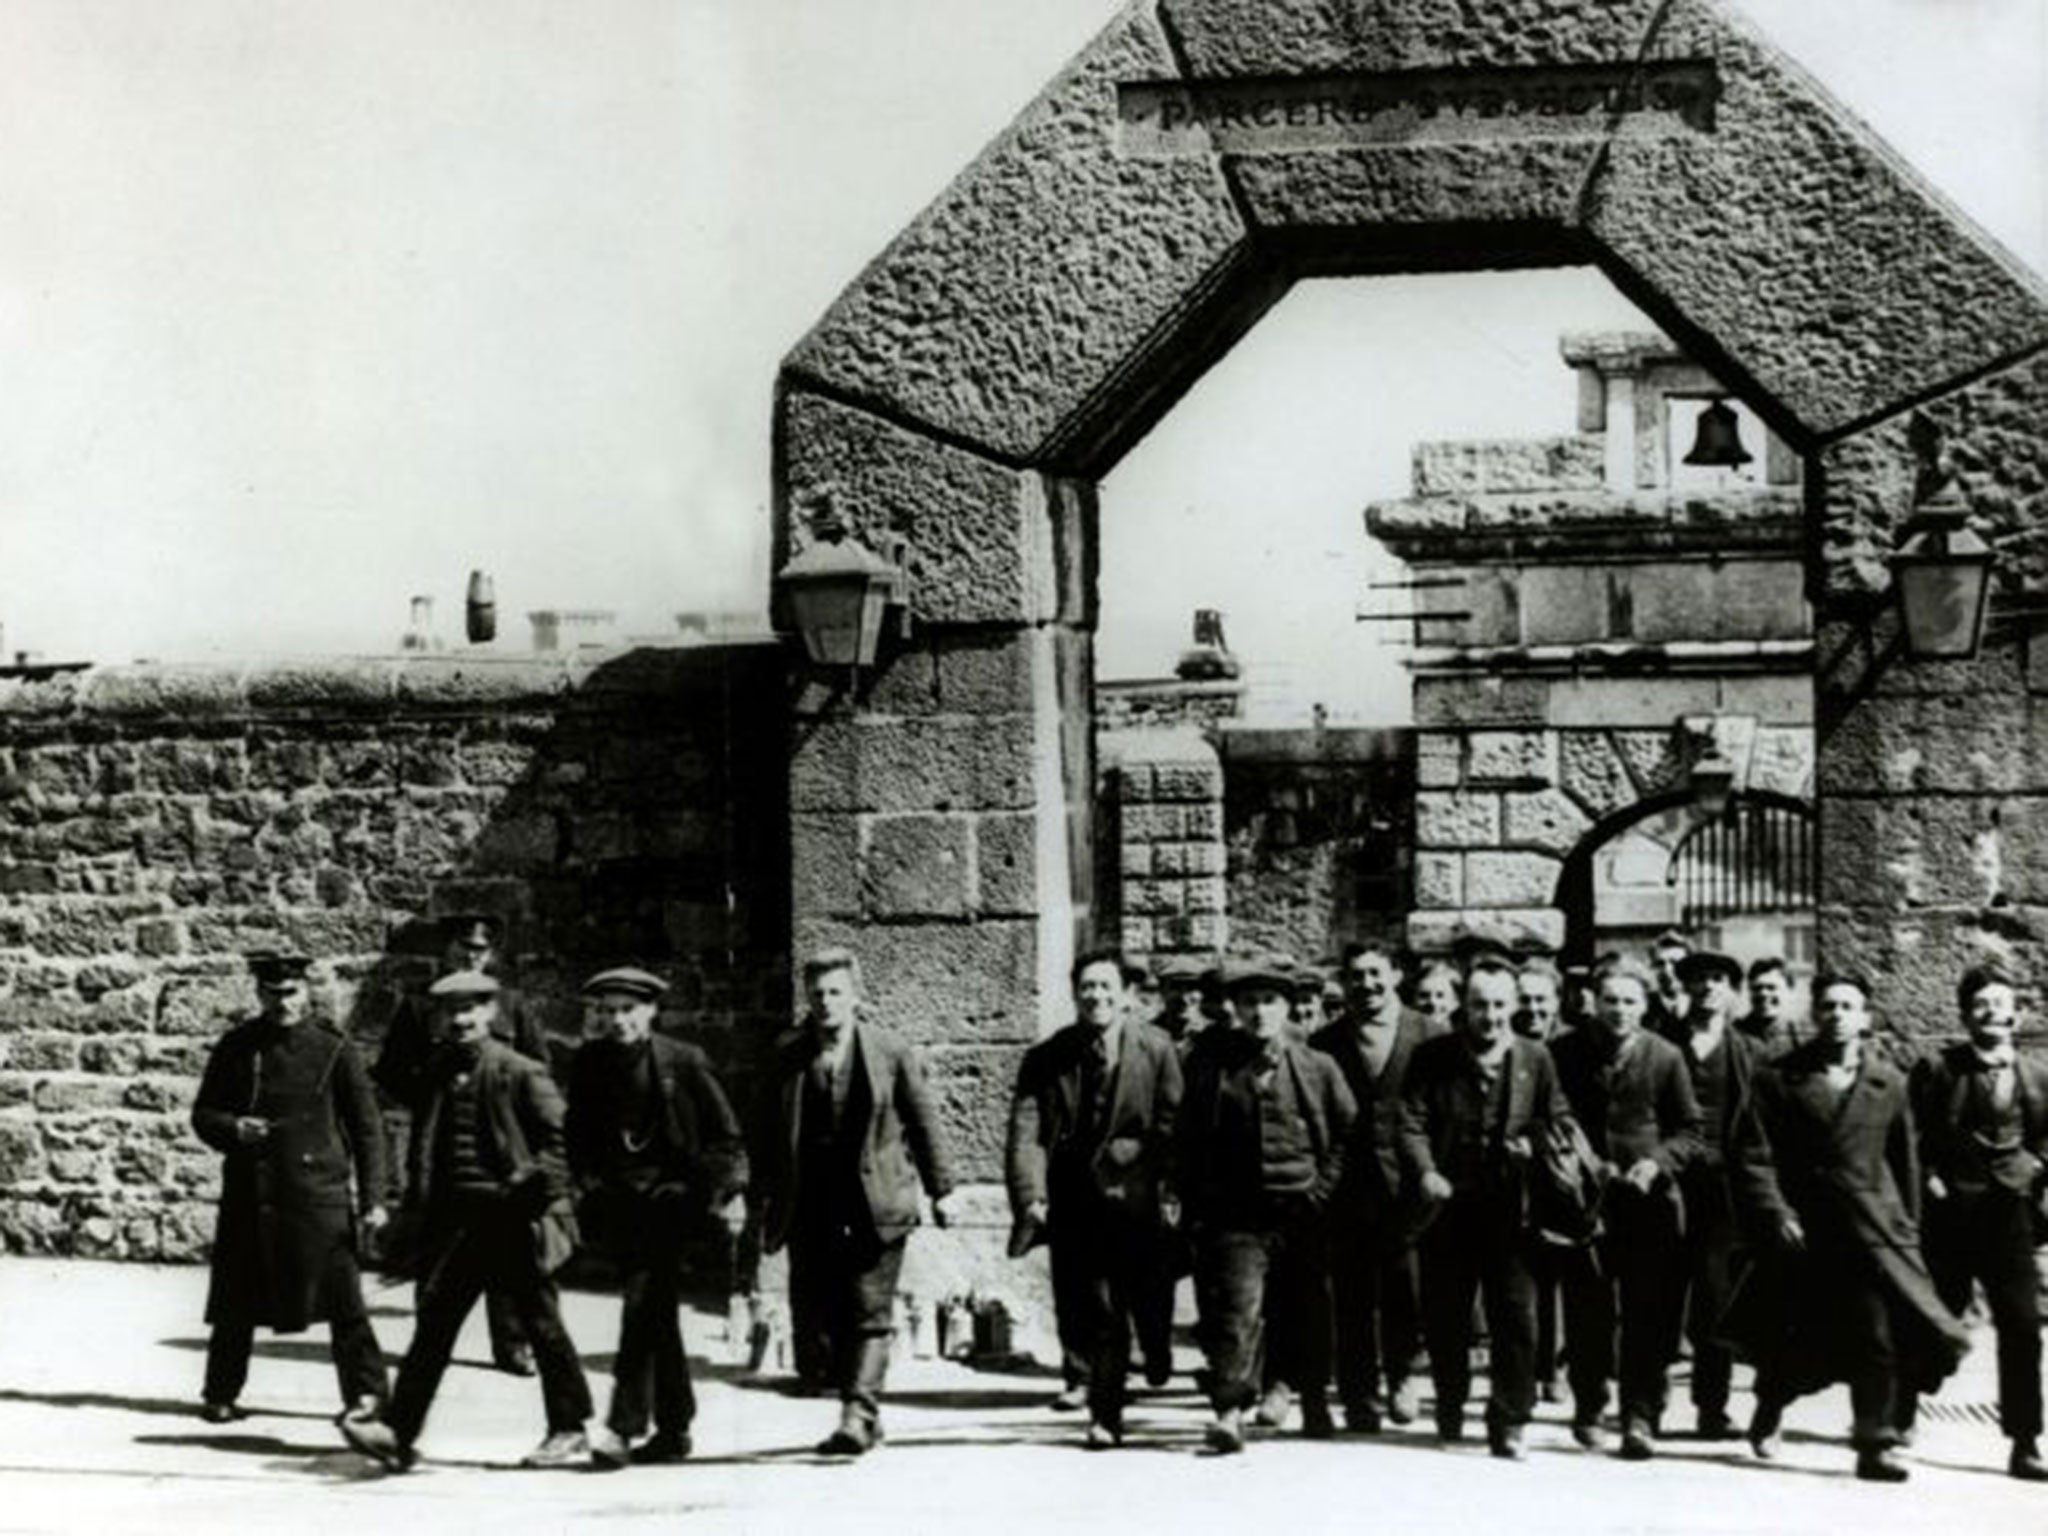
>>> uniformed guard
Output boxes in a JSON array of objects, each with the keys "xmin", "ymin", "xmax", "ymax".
[
  {"xmin": 190, "ymin": 952, "xmax": 389, "ymax": 1423},
  {"xmin": 567, "ymin": 966, "xmax": 749, "ymax": 1468}
]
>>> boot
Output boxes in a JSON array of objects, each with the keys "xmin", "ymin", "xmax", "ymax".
[
  {"xmin": 2009, "ymin": 1438, "xmax": 2048, "ymax": 1482},
  {"xmin": 1855, "ymin": 1447, "xmax": 1909, "ymax": 1483},
  {"xmin": 819, "ymin": 1334, "xmax": 892, "ymax": 1457}
]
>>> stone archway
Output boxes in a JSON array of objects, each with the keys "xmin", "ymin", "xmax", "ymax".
[{"xmin": 774, "ymin": 0, "xmax": 2048, "ymax": 1183}]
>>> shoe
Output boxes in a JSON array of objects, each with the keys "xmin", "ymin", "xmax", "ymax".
[
  {"xmin": 1695, "ymin": 1411, "xmax": 1737, "ymax": 1441},
  {"xmin": 1252, "ymin": 1383, "xmax": 1294, "ymax": 1429},
  {"xmin": 630, "ymin": 1432, "xmax": 693, "ymax": 1465},
  {"xmin": 1299, "ymin": 1397, "xmax": 1335, "ymax": 1440},
  {"xmin": 1619, "ymin": 1419, "xmax": 1655, "ymax": 1461},
  {"xmin": 519, "ymin": 1431, "xmax": 592, "ymax": 1469},
  {"xmin": 1344, "ymin": 1401, "xmax": 1382, "ymax": 1436},
  {"xmin": 1488, "ymin": 1424, "xmax": 1526, "ymax": 1462},
  {"xmin": 1204, "ymin": 1408, "xmax": 1245, "ymax": 1455},
  {"xmin": 588, "ymin": 1426, "xmax": 630, "ymax": 1470},
  {"xmin": 1050, "ymin": 1383, "xmax": 1089, "ymax": 1412},
  {"xmin": 495, "ymin": 1345, "xmax": 537, "ymax": 1378},
  {"xmin": 817, "ymin": 1407, "xmax": 882, "ymax": 1457},
  {"xmin": 1386, "ymin": 1380, "xmax": 1420, "ymax": 1426},
  {"xmin": 1855, "ymin": 1448, "xmax": 1909, "ymax": 1483},
  {"xmin": 1749, "ymin": 1402, "xmax": 1784, "ymax": 1462},
  {"xmin": 199, "ymin": 1401, "xmax": 244, "ymax": 1425},
  {"xmin": 339, "ymin": 1412, "xmax": 417, "ymax": 1473},
  {"xmin": 1571, "ymin": 1420, "xmax": 1607, "ymax": 1452},
  {"xmin": 1083, "ymin": 1419, "xmax": 1122, "ymax": 1451},
  {"xmin": 2009, "ymin": 1439, "xmax": 2048, "ymax": 1481},
  {"xmin": 1435, "ymin": 1409, "xmax": 1465, "ymax": 1445}
]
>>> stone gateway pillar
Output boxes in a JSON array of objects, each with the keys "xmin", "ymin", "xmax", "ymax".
[{"xmin": 774, "ymin": 0, "xmax": 2047, "ymax": 1214}]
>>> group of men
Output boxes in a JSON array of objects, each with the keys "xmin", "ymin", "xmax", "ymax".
[
  {"xmin": 193, "ymin": 921, "xmax": 956, "ymax": 1473},
  {"xmin": 1007, "ymin": 935, "xmax": 2048, "ymax": 1485},
  {"xmin": 189, "ymin": 912, "xmax": 2047, "ymax": 1486}
]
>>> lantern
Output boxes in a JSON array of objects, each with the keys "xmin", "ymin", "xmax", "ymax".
[
  {"xmin": 1688, "ymin": 751, "xmax": 1736, "ymax": 822},
  {"xmin": 1891, "ymin": 480, "xmax": 1994, "ymax": 661},
  {"xmin": 775, "ymin": 528, "xmax": 908, "ymax": 670}
]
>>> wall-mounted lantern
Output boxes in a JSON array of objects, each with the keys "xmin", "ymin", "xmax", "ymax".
[
  {"xmin": 1688, "ymin": 751, "xmax": 1736, "ymax": 822},
  {"xmin": 1890, "ymin": 477, "xmax": 1994, "ymax": 662},
  {"xmin": 775, "ymin": 524, "xmax": 911, "ymax": 674}
]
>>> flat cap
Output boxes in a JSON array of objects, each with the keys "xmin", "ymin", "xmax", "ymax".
[
  {"xmin": 1675, "ymin": 950, "xmax": 1745, "ymax": 987},
  {"xmin": 428, "ymin": 969, "xmax": 500, "ymax": 1001},
  {"xmin": 581, "ymin": 965, "xmax": 669, "ymax": 1001},
  {"xmin": 246, "ymin": 952, "xmax": 311, "ymax": 987},
  {"xmin": 1156, "ymin": 956, "xmax": 1206, "ymax": 986},
  {"xmin": 1222, "ymin": 955, "xmax": 1297, "ymax": 995}
]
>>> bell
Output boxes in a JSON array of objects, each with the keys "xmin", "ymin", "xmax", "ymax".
[{"xmin": 1682, "ymin": 399, "xmax": 1753, "ymax": 469}]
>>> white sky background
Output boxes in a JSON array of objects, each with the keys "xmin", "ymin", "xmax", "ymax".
[{"xmin": 0, "ymin": 0, "xmax": 2040, "ymax": 677}]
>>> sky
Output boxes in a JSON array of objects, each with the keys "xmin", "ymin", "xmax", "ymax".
[{"xmin": 0, "ymin": 0, "xmax": 2040, "ymax": 677}]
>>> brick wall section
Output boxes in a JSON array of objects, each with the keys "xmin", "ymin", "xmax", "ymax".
[
  {"xmin": 1097, "ymin": 729, "xmax": 1227, "ymax": 963},
  {"xmin": 1219, "ymin": 728, "xmax": 1413, "ymax": 964},
  {"xmin": 0, "ymin": 647, "xmax": 791, "ymax": 1261}
]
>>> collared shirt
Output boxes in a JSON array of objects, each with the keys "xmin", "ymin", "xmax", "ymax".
[
  {"xmin": 1972, "ymin": 1047, "xmax": 2019, "ymax": 1112},
  {"xmin": 1823, "ymin": 1046, "xmax": 1860, "ymax": 1099}
]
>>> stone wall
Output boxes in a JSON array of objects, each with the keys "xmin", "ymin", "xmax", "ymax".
[
  {"xmin": 0, "ymin": 647, "xmax": 791, "ymax": 1260},
  {"xmin": 1097, "ymin": 728, "xmax": 1228, "ymax": 963},
  {"xmin": 1220, "ymin": 727, "xmax": 1412, "ymax": 963}
]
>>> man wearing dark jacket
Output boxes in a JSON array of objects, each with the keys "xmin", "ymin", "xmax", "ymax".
[
  {"xmin": 1550, "ymin": 955, "xmax": 1703, "ymax": 1459},
  {"xmin": 1660, "ymin": 950, "xmax": 1766, "ymax": 1440},
  {"xmin": 753, "ymin": 948, "xmax": 961, "ymax": 1457},
  {"xmin": 1902, "ymin": 961, "xmax": 2048, "ymax": 1480},
  {"xmin": 1400, "ymin": 956, "xmax": 1572, "ymax": 1460},
  {"xmin": 568, "ymin": 967, "xmax": 749, "ymax": 1469},
  {"xmin": 1310, "ymin": 940, "xmax": 1431, "ymax": 1433},
  {"xmin": 341, "ymin": 971, "xmax": 594, "ymax": 1472},
  {"xmin": 1179, "ymin": 958, "xmax": 1357, "ymax": 1453},
  {"xmin": 1006, "ymin": 948, "xmax": 1183, "ymax": 1448},
  {"xmin": 1725, "ymin": 971, "xmax": 1969, "ymax": 1483},
  {"xmin": 192, "ymin": 952, "xmax": 389, "ymax": 1422},
  {"xmin": 372, "ymin": 912, "xmax": 550, "ymax": 1376}
]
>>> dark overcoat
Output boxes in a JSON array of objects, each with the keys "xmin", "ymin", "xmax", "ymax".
[
  {"xmin": 1722, "ymin": 1040, "xmax": 1970, "ymax": 1395},
  {"xmin": 1005, "ymin": 1019, "xmax": 1182, "ymax": 1224},
  {"xmin": 753, "ymin": 1018, "xmax": 956, "ymax": 1254},
  {"xmin": 1177, "ymin": 1030, "xmax": 1357, "ymax": 1226},
  {"xmin": 192, "ymin": 1018, "xmax": 387, "ymax": 1333}
]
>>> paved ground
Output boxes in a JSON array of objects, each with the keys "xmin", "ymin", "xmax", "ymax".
[{"xmin": 0, "ymin": 1258, "xmax": 2037, "ymax": 1534}]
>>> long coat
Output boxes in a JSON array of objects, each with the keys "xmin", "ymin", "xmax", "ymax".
[
  {"xmin": 192, "ymin": 1018, "xmax": 387, "ymax": 1333},
  {"xmin": 1005, "ymin": 1019, "xmax": 1182, "ymax": 1225},
  {"xmin": 1177, "ymin": 1030, "xmax": 1357, "ymax": 1226},
  {"xmin": 753, "ymin": 1018, "xmax": 956, "ymax": 1254},
  {"xmin": 1310, "ymin": 1010, "xmax": 1433, "ymax": 1245},
  {"xmin": 409, "ymin": 1038, "xmax": 579, "ymax": 1274},
  {"xmin": 1722, "ymin": 1040, "xmax": 1970, "ymax": 1396},
  {"xmin": 1550, "ymin": 1026, "xmax": 1704, "ymax": 1181}
]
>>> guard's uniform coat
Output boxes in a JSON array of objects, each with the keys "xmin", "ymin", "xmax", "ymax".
[
  {"xmin": 193, "ymin": 1017, "xmax": 387, "ymax": 1332},
  {"xmin": 1725, "ymin": 1039, "xmax": 1969, "ymax": 1449}
]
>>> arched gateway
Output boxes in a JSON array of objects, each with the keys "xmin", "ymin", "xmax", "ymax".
[{"xmin": 773, "ymin": 0, "xmax": 2047, "ymax": 1214}]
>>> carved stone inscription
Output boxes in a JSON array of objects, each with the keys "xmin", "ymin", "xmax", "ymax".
[{"xmin": 1118, "ymin": 62, "xmax": 1719, "ymax": 157}]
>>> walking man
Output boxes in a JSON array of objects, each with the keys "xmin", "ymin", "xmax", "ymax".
[
  {"xmin": 373, "ymin": 912, "xmax": 550, "ymax": 1376},
  {"xmin": 1550, "ymin": 955, "xmax": 1703, "ymax": 1458},
  {"xmin": 1310, "ymin": 940, "xmax": 1430, "ymax": 1433},
  {"xmin": 1903, "ymin": 961, "xmax": 2048, "ymax": 1480},
  {"xmin": 192, "ymin": 952, "xmax": 389, "ymax": 1423},
  {"xmin": 1660, "ymin": 950, "xmax": 1764, "ymax": 1440},
  {"xmin": 1006, "ymin": 949, "xmax": 1183, "ymax": 1448},
  {"xmin": 1399, "ymin": 957, "xmax": 1572, "ymax": 1460},
  {"xmin": 754, "ymin": 948, "xmax": 961, "ymax": 1457},
  {"xmin": 341, "ymin": 971, "xmax": 595, "ymax": 1471},
  {"xmin": 567, "ymin": 967, "xmax": 749, "ymax": 1468},
  {"xmin": 1179, "ymin": 958, "xmax": 1356, "ymax": 1452},
  {"xmin": 1726, "ymin": 971, "xmax": 1969, "ymax": 1482}
]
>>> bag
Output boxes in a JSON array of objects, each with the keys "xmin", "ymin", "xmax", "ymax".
[{"xmin": 1529, "ymin": 1117, "xmax": 1609, "ymax": 1249}]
